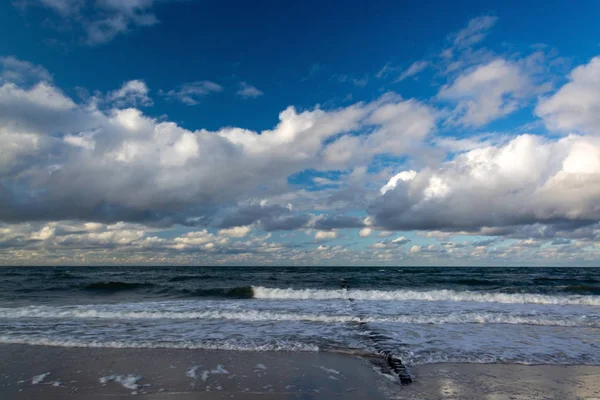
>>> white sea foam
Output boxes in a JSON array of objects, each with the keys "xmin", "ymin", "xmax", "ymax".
[
  {"xmin": 1, "ymin": 306, "xmax": 595, "ymax": 327},
  {"xmin": 210, "ymin": 365, "xmax": 229, "ymax": 374},
  {"xmin": 191, "ymin": 365, "xmax": 229, "ymax": 382},
  {"xmin": 31, "ymin": 373, "xmax": 50, "ymax": 384},
  {"xmin": 252, "ymin": 286, "xmax": 600, "ymax": 306},
  {"xmin": 99, "ymin": 374, "xmax": 141, "ymax": 390},
  {"xmin": 405, "ymin": 352, "xmax": 600, "ymax": 366},
  {"xmin": 185, "ymin": 366, "xmax": 200, "ymax": 378},
  {"xmin": 0, "ymin": 336, "xmax": 320, "ymax": 352},
  {"xmin": 320, "ymin": 366, "xmax": 343, "ymax": 376}
]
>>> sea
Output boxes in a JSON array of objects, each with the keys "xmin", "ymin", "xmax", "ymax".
[{"xmin": 1, "ymin": 266, "xmax": 599, "ymax": 366}]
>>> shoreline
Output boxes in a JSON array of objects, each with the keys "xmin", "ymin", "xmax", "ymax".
[{"xmin": 1, "ymin": 345, "xmax": 600, "ymax": 399}]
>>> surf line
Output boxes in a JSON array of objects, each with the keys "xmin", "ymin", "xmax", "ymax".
[{"xmin": 340, "ymin": 279, "xmax": 412, "ymax": 385}]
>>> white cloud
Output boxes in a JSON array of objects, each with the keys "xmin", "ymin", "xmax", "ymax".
[
  {"xmin": 392, "ymin": 236, "xmax": 410, "ymax": 245},
  {"xmin": 236, "ymin": 82, "xmax": 263, "ymax": 98},
  {"xmin": 19, "ymin": 0, "xmax": 84, "ymax": 16},
  {"xmin": 380, "ymin": 170, "xmax": 417, "ymax": 195},
  {"xmin": 438, "ymin": 16, "xmax": 500, "ymax": 77},
  {"xmin": 433, "ymin": 133, "xmax": 511, "ymax": 153},
  {"xmin": 2, "ymin": 30, "xmax": 600, "ymax": 265},
  {"xmin": 0, "ymin": 67, "xmax": 439, "ymax": 226},
  {"xmin": 451, "ymin": 16, "xmax": 497, "ymax": 50},
  {"xmin": 160, "ymin": 81, "xmax": 223, "ymax": 105},
  {"xmin": 1, "ymin": 217, "xmax": 598, "ymax": 266},
  {"xmin": 313, "ymin": 177, "xmax": 339, "ymax": 186},
  {"xmin": 359, "ymin": 227, "xmax": 372, "ymax": 237},
  {"xmin": 323, "ymin": 98, "xmax": 437, "ymax": 168},
  {"xmin": 370, "ymin": 235, "xmax": 410, "ymax": 249},
  {"xmin": 315, "ymin": 231, "xmax": 337, "ymax": 240},
  {"xmin": 395, "ymin": 61, "xmax": 429, "ymax": 82},
  {"xmin": 0, "ymin": 130, "xmax": 43, "ymax": 174},
  {"xmin": 0, "ymin": 220, "xmax": 295, "ymax": 265},
  {"xmin": 376, "ymin": 62, "xmax": 400, "ymax": 79},
  {"xmin": 536, "ymin": 56, "xmax": 600, "ymax": 135},
  {"xmin": 438, "ymin": 59, "xmax": 531, "ymax": 126},
  {"xmin": 0, "ymin": 82, "xmax": 75, "ymax": 111},
  {"xmin": 64, "ymin": 133, "xmax": 96, "ymax": 150},
  {"xmin": 0, "ymin": 56, "xmax": 52, "ymax": 84},
  {"xmin": 17, "ymin": 0, "xmax": 165, "ymax": 44},
  {"xmin": 373, "ymin": 134, "xmax": 600, "ymax": 231},
  {"xmin": 336, "ymin": 74, "xmax": 369, "ymax": 87},
  {"xmin": 218, "ymin": 226, "xmax": 251, "ymax": 238},
  {"xmin": 172, "ymin": 230, "xmax": 226, "ymax": 250},
  {"xmin": 41, "ymin": 0, "xmax": 82, "ymax": 15},
  {"xmin": 108, "ymin": 79, "xmax": 152, "ymax": 107}
]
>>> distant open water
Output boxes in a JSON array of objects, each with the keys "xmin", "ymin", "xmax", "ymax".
[{"xmin": 1, "ymin": 267, "xmax": 599, "ymax": 365}]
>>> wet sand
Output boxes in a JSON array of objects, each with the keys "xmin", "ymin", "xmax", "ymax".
[
  {"xmin": 1, "ymin": 344, "xmax": 600, "ymax": 399},
  {"xmin": 404, "ymin": 363, "xmax": 600, "ymax": 400},
  {"xmin": 0, "ymin": 344, "xmax": 396, "ymax": 399}
]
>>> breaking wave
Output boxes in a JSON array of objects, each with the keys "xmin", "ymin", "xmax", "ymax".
[
  {"xmin": 0, "ymin": 306, "xmax": 596, "ymax": 327},
  {"xmin": 251, "ymin": 286, "xmax": 600, "ymax": 306},
  {"xmin": 186, "ymin": 286, "xmax": 254, "ymax": 299}
]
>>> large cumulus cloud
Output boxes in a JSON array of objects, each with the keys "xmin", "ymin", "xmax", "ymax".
[
  {"xmin": 370, "ymin": 55, "xmax": 600, "ymax": 235},
  {"xmin": 0, "ymin": 68, "xmax": 437, "ymax": 226},
  {"xmin": 372, "ymin": 134, "xmax": 600, "ymax": 231}
]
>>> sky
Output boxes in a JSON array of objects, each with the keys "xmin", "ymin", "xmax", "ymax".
[{"xmin": 1, "ymin": 0, "xmax": 600, "ymax": 266}]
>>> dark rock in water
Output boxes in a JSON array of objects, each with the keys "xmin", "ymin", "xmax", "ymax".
[
  {"xmin": 378, "ymin": 350, "xmax": 412, "ymax": 385},
  {"xmin": 343, "ymin": 278, "xmax": 412, "ymax": 386}
]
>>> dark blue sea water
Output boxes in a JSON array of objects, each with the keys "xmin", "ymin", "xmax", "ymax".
[{"xmin": 1, "ymin": 267, "xmax": 599, "ymax": 365}]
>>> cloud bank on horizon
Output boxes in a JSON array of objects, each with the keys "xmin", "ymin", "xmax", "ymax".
[{"xmin": 1, "ymin": 1, "xmax": 600, "ymax": 265}]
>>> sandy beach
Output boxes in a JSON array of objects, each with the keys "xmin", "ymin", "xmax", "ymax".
[
  {"xmin": 0, "ymin": 344, "xmax": 396, "ymax": 399},
  {"xmin": 1, "ymin": 344, "xmax": 599, "ymax": 399},
  {"xmin": 405, "ymin": 363, "xmax": 600, "ymax": 400}
]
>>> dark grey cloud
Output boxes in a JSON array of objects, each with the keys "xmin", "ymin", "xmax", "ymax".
[
  {"xmin": 261, "ymin": 215, "xmax": 312, "ymax": 231},
  {"xmin": 470, "ymin": 238, "xmax": 497, "ymax": 247},
  {"xmin": 550, "ymin": 238, "xmax": 572, "ymax": 245},
  {"xmin": 312, "ymin": 215, "xmax": 365, "ymax": 231},
  {"xmin": 218, "ymin": 204, "xmax": 291, "ymax": 229}
]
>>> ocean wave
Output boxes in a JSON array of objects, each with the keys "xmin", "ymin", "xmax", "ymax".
[
  {"xmin": 455, "ymin": 279, "xmax": 499, "ymax": 286},
  {"xmin": 534, "ymin": 277, "xmax": 599, "ymax": 284},
  {"xmin": 0, "ymin": 306, "xmax": 596, "ymax": 327},
  {"xmin": 167, "ymin": 275, "xmax": 216, "ymax": 283},
  {"xmin": 84, "ymin": 281, "xmax": 155, "ymax": 292},
  {"xmin": 563, "ymin": 285, "xmax": 600, "ymax": 295},
  {"xmin": 81, "ymin": 282, "xmax": 254, "ymax": 298},
  {"xmin": 186, "ymin": 286, "xmax": 254, "ymax": 299},
  {"xmin": 251, "ymin": 286, "xmax": 600, "ymax": 306},
  {"xmin": 0, "ymin": 336, "xmax": 319, "ymax": 352}
]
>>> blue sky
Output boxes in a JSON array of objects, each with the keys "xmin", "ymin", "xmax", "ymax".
[{"xmin": 1, "ymin": 0, "xmax": 600, "ymax": 265}]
